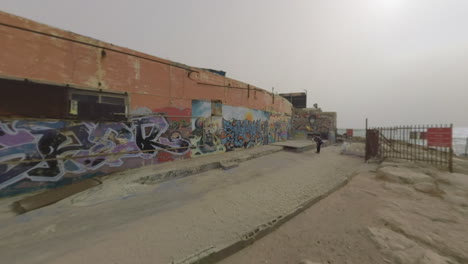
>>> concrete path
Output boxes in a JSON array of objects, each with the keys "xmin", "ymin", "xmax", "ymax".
[
  {"xmin": 0, "ymin": 144, "xmax": 282, "ymax": 219},
  {"xmin": 0, "ymin": 145, "xmax": 366, "ymax": 264},
  {"xmin": 219, "ymin": 159, "xmax": 468, "ymax": 264}
]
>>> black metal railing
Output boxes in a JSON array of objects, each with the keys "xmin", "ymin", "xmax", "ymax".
[{"xmin": 366, "ymin": 124, "xmax": 453, "ymax": 172}]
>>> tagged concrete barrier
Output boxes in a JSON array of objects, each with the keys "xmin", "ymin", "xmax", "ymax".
[{"xmin": 11, "ymin": 179, "xmax": 101, "ymax": 214}]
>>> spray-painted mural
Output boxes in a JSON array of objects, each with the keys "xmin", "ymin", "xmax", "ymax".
[
  {"xmin": 292, "ymin": 109, "xmax": 320, "ymax": 133},
  {"xmin": 269, "ymin": 113, "xmax": 290, "ymax": 142},
  {"xmin": 190, "ymin": 100, "xmax": 226, "ymax": 156},
  {"xmin": 314, "ymin": 113, "xmax": 336, "ymax": 133},
  {"xmin": 221, "ymin": 104, "xmax": 270, "ymax": 151},
  {"xmin": 0, "ymin": 113, "xmax": 191, "ymax": 196},
  {"xmin": 222, "ymin": 119, "xmax": 269, "ymax": 150},
  {"xmin": 292, "ymin": 108, "xmax": 336, "ymax": 140},
  {"xmin": 191, "ymin": 101, "xmax": 271, "ymax": 153},
  {"xmin": 0, "ymin": 101, "xmax": 291, "ymax": 196},
  {"xmin": 190, "ymin": 101, "xmax": 289, "ymax": 153}
]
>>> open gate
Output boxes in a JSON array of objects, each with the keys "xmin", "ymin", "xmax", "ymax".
[{"xmin": 365, "ymin": 124, "xmax": 453, "ymax": 172}]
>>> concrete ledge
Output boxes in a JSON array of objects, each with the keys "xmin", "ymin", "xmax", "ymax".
[
  {"xmin": 135, "ymin": 146, "xmax": 283, "ymax": 185},
  {"xmin": 272, "ymin": 140, "xmax": 316, "ymax": 153},
  {"xmin": 11, "ymin": 179, "xmax": 101, "ymax": 214},
  {"xmin": 283, "ymin": 144, "xmax": 316, "ymax": 153},
  {"xmin": 136, "ymin": 161, "xmax": 222, "ymax": 185},
  {"xmin": 182, "ymin": 171, "xmax": 358, "ymax": 264},
  {"xmin": 220, "ymin": 161, "xmax": 240, "ymax": 170}
]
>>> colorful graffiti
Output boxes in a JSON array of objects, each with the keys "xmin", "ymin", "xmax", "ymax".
[
  {"xmin": 220, "ymin": 104, "xmax": 270, "ymax": 150},
  {"xmin": 190, "ymin": 117, "xmax": 225, "ymax": 156},
  {"xmin": 0, "ymin": 116, "xmax": 190, "ymax": 193},
  {"xmin": 190, "ymin": 100, "xmax": 225, "ymax": 156},
  {"xmin": 311, "ymin": 113, "xmax": 336, "ymax": 133},
  {"xmin": 191, "ymin": 100, "xmax": 290, "ymax": 153},
  {"xmin": 292, "ymin": 109, "xmax": 321, "ymax": 132},
  {"xmin": 191, "ymin": 101, "xmax": 277, "ymax": 152},
  {"xmin": 269, "ymin": 113, "xmax": 290, "ymax": 142},
  {"xmin": 221, "ymin": 119, "xmax": 269, "ymax": 150},
  {"xmin": 292, "ymin": 108, "xmax": 336, "ymax": 139},
  {"xmin": 0, "ymin": 101, "xmax": 291, "ymax": 196},
  {"xmin": 222, "ymin": 105, "xmax": 270, "ymax": 122}
]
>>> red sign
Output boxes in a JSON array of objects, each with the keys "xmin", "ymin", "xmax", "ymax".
[
  {"xmin": 346, "ymin": 129, "xmax": 354, "ymax": 137},
  {"xmin": 427, "ymin": 128, "xmax": 452, "ymax": 147}
]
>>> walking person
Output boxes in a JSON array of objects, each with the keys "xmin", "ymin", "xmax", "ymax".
[{"xmin": 313, "ymin": 134, "xmax": 323, "ymax": 153}]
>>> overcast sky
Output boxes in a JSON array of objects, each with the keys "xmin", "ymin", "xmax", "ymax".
[{"xmin": 1, "ymin": 0, "xmax": 468, "ymax": 128}]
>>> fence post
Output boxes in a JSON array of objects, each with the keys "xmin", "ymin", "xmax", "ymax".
[
  {"xmin": 365, "ymin": 118, "xmax": 368, "ymax": 161},
  {"xmin": 465, "ymin": 137, "xmax": 468, "ymax": 156},
  {"xmin": 272, "ymin": 87, "xmax": 275, "ymax": 104},
  {"xmin": 449, "ymin": 124, "xmax": 453, "ymax": 173}
]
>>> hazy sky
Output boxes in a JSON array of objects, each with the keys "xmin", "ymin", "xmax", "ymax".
[{"xmin": 1, "ymin": 0, "xmax": 468, "ymax": 128}]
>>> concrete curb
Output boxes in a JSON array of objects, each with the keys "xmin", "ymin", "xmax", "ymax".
[
  {"xmin": 283, "ymin": 144, "xmax": 315, "ymax": 153},
  {"xmin": 182, "ymin": 171, "xmax": 359, "ymax": 264},
  {"xmin": 11, "ymin": 179, "xmax": 102, "ymax": 214},
  {"xmin": 135, "ymin": 147, "xmax": 283, "ymax": 185}
]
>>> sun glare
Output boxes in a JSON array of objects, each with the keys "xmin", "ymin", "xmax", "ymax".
[{"xmin": 379, "ymin": 0, "xmax": 404, "ymax": 9}]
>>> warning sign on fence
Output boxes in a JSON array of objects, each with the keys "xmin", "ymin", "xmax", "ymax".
[{"xmin": 427, "ymin": 128, "xmax": 452, "ymax": 148}]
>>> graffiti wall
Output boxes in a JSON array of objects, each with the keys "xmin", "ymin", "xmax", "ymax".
[
  {"xmin": 292, "ymin": 108, "xmax": 336, "ymax": 140},
  {"xmin": 269, "ymin": 113, "xmax": 291, "ymax": 142},
  {"xmin": 0, "ymin": 111, "xmax": 192, "ymax": 196},
  {"xmin": 292, "ymin": 108, "xmax": 321, "ymax": 134},
  {"xmin": 0, "ymin": 101, "xmax": 290, "ymax": 196},
  {"xmin": 221, "ymin": 104, "xmax": 270, "ymax": 151},
  {"xmin": 191, "ymin": 100, "xmax": 290, "ymax": 155},
  {"xmin": 190, "ymin": 100, "xmax": 225, "ymax": 156}
]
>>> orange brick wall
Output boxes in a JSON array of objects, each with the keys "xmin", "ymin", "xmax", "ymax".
[
  {"xmin": 0, "ymin": 11, "xmax": 292, "ymax": 116},
  {"xmin": 0, "ymin": 11, "xmax": 293, "ymax": 197}
]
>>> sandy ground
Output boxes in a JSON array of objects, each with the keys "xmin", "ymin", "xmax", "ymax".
[
  {"xmin": 221, "ymin": 156, "xmax": 468, "ymax": 264},
  {"xmin": 0, "ymin": 146, "xmax": 367, "ymax": 264}
]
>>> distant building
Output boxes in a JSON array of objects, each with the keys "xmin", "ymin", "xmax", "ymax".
[{"xmin": 279, "ymin": 92, "xmax": 307, "ymax": 108}]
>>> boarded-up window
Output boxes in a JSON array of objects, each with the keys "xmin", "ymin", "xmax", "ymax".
[
  {"xmin": 69, "ymin": 89, "xmax": 127, "ymax": 121},
  {"xmin": 0, "ymin": 78, "xmax": 68, "ymax": 119},
  {"xmin": 0, "ymin": 78, "xmax": 128, "ymax": 121}
]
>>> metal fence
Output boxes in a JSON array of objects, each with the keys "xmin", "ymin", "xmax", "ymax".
[
  {"xmin": 339, "ymin": 128, "xmax": 468, "ymax": 157},
  {"xmin": 454, "ymin": 137, "xmax": 468, "ymax": 157},
  {"xmin": 365, "ymin": 124, "xmax": 453, "ymax": 172}
]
